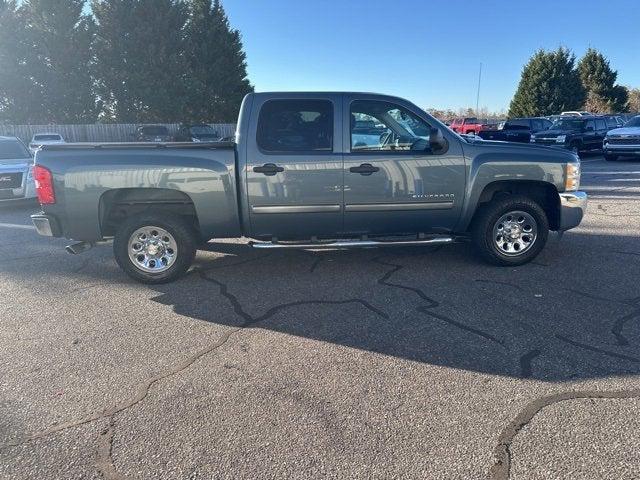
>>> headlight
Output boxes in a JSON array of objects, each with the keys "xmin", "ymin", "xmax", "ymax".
[
  {"xmin": 564, "ymin": 162, "xmax": 580, "ymax": 191},
  {"xmin": 530, "ymin": 135, "xmax": 536, "ymax": 143},
  {"xmin": 191, "ymin": 137, "xmax": 201, "ymax": 142},
  {"xmin": 556, "ymin": 135, "xmax": 566, "ymax": 143}
]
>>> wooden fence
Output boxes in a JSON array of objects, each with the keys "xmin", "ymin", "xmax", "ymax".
[{"xmin": 0, "ymin": 123, "xmax": 237, "ymax": 144}]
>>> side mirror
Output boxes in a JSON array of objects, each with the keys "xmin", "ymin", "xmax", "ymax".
[
  {"xmin": 429, "ymin": 127, "xmax": 448, "ymax": 153},
  {"xmin": 584, "ymin": 126, "xmax": 594, "ymax": 132}
]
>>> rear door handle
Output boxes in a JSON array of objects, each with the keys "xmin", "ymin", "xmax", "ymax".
[
  {"xmin": 349, "ymin": 163, "xmax": 380, "ymax": 176},
  {"xmin": 253, "ymin": 163, "xmax": 284, "ymax": 176}
]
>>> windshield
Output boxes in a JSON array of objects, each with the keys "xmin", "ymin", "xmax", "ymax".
[
  {"xmin": 0, "ymin": 140, "xmax": 31, "ymax": 159},
  {"xmin": 33, "ymin": 134, "xmax": 62, "ymax": 141},
  {"xmin": 624, "ymin": 116, "xmax": 640, "ymax": 127},
  {"xmin": 141, "ymin": 126, "xmax": 168, "ymax": 135},
  {"xmin": 189, "ymin": 125, "xmax": 217, "ymax": 135},
  {"xmin": 552, "ymin": 118, "xmax": 585, "ymax": 130}
]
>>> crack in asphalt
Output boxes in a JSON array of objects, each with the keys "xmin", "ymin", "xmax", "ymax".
[
  {"xmin": 555, "ymin": 334, "xmax": 640, "ymax": 363},
  {"xmin": 0, "ymin": 262, "xmax": 388, "ymax": 461},
  {"xmin": 96, "ymin": 417, "xmax": 123, "ymax": 480},
  {"xmin": 489, "ymin": 389, "xmax": 640, "ymax": 480},
  {"xmin": 198, "ymin": 268, "xmax": 389, "ymax": 323},
  {"xmin": 563, "ymin": 288, "xmax": 640, "ymax": 347},
  {"xmin": 519, "ymin": 349, "xmax": 542, "ymax": 378},
  {"xmin": 373, "ymin": 257, "xmax": 505, "ymax": 347}
]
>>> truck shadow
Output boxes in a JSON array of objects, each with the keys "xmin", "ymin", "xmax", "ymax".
[{"xmin": 147, "ymin": 231, "xmax": 640, "ymax": 382}]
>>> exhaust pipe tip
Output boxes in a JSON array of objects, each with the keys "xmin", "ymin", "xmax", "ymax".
[{"xmin": 66, "ymin": 241, "xmax": 94, "ymax": 255}]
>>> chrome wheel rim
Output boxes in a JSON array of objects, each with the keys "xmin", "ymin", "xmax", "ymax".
[
  {"xmin": 493, "ymin": 211, "xmax": 537, "ymax": 256},
  {"xmin": 128, "ymin": 226, "xmax": 178, "ymax": 273}
]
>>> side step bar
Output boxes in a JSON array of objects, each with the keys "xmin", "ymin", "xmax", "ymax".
[{"xmin": 250, "ymin": 236, "xmax": 455, "ymax": 250}]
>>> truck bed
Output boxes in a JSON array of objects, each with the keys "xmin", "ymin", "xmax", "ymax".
[{"xmin": 34, "ymin": 141, "xmax": 241, "ymax": 242}]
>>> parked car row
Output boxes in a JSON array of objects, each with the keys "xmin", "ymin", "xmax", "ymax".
[
  {"xmin": 471, "ymin": 112, "xmax": 640, "ymax": 160},
  {"xmin": 133, "ymin": 124, "xmax": 225, "ymax": 142},
  {"xmin": 25, "ymin": 124, "xmax": 228, "ymax": 154}
]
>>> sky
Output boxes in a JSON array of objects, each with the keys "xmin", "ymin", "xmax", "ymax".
[{"xmin": 222, "ymin": 0, "xmax": 640, "ymax": 112}]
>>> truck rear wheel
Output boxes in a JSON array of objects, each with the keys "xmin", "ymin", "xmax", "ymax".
[
  {"xmin": 471, "ymin": 195, "xmax": 549, "ymax": 266},
  {"xmin": 113, "ymin": 213, "xmax": 197, "ymax": 284}
]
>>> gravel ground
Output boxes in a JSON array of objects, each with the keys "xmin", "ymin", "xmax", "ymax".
[{"xmin": 1, "ymin": 155, "xmax": 639, "ymax": 479}]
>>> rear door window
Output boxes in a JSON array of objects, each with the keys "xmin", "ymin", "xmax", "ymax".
[
  {"xmin": 257, "ymin": 99, "xmax": 333, "ymax": 152},
  {"xmin": 595, "ymin": 119, "xmax": 607, "ymax": 130},
  {"xmin": 0, "ymin": 140, "xmax": 31, "ymax": 159}
]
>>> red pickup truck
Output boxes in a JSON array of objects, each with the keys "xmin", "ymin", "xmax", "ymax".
[{"xmin": 449, "ymin": 117, "xmax": 497, "ymax": 135}]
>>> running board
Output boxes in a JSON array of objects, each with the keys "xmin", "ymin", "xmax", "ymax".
[{"xmin": 249, "ymin": 236, "xmax": 455, "ymax": 250}]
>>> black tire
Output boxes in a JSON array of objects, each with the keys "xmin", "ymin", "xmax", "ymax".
[
  {"xmin": 113, "ymin": 213, "xmax": 197, "ymax": 284},
  {"xmin": 471, "ymin": 195, "xmax": 549, "ymax": 267},
  {"xmin": 604, "ymin": 153, "xmax": 618, "ymax": 161}
]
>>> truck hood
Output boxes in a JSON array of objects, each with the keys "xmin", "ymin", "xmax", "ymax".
[
  {"xmin": 467, "ymin": 137, "xmax": 577, "ymax": 160},
  {"xmin": 606, "ymin": 127, "xmax": 640, "ymax": 137},
  {"xmin": 534, "ymin": 128, "xmax": 580, "ymax": 137}
]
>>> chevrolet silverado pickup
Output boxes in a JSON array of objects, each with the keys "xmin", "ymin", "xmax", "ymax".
[{"xmin": 31, "ymin": 92, "xmax": 587, "ymax": 284}]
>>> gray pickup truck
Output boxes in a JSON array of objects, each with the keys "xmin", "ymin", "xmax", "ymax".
[{"xmin": 31, "ymin": 92, "xmax": 587, "ymax": 283}]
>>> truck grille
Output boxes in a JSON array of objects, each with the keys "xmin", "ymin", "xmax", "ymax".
[
  {"xmin": 0, "ymin": 172, "xmax": 23, "ymax": 189},
  {"xmin": 608, "ymin": 138, "xmax": 640, "ymax": 145}
]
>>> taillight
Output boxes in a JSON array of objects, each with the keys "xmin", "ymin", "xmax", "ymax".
[{"xmin": 33, "ymin": 165, "xmax": 55, "ymax": 204}]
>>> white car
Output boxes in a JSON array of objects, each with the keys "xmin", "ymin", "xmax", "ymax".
[
  {"xmin": 29, "ymin": 133, "xmax": 65, "ymax": 154},
  {"xmin": 0, "ymin": 136, "xmax": 36, "ymax": 202}
]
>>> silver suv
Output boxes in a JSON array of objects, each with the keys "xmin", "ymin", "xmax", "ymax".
[{"xmin": 0, "ymin": 136, "xmax": 35, "ymax": 202}]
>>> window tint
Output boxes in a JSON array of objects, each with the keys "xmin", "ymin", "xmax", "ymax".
[
  {"xmin": 505, "ymin": 119, "xmax": 530, "ymax": 129},
  {"xmin": 584, "ymin": 120, "xmax": 595, "ymax": 131},
  {"xmin": 257, "ymin": 100, "xmax": 333, "ymax": 152},
  {"xmin": 595, "ymin": 119, "xmax": 607, "ymax": 130},
  {"xmin": 0, "ymin": 140, "xmax": 30, "ymax": 159},
  {"xmin": 33, "ymin": 134, "xmax": 62, "ymax": 141},
  {"xmin": 350, "ymin": 100, "xmax": 432, "ymax": 152}
]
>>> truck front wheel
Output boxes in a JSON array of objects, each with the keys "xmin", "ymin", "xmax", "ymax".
[
  {"xmin": 113, "ymin": 213, "xmax": 197, "ymax": 284},
  {"xmin": 471, "ymin": 195, "xmax": 549, "ymax": 266}
]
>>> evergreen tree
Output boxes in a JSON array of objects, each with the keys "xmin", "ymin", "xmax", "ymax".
[
  {"xmin": 508, "ymin": 47, "xmax": 584, "ymax": 118},
  {"xmin": 183, "ymin": 0, "xmax": 253, "ymax": 123},
  {"xmin": 0, "ymin": 1, "xmax": 22, "ymax": 123},
  {"xmin": 0, "ymin": 0, "xmax": 96, "ymax": 123},
  {"xmin": 578, "ymin": 48, "xmax": 628, "ymax": 113},
  {"xmin": 92, "ymin": 0, "xmax": 190, "ymax": 122}
]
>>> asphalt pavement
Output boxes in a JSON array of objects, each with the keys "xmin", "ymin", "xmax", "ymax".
[{"xmin": 1, "ymin": 155, "xmax": 639, "ymax": 479}]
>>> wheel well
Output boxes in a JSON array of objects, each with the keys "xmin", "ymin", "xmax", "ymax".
[
  {"xmin": 474, "ymin": 181, "xmax": 561, "ymax": 230},
  {"xmin": 99, "ymin": 188, "xmax": 201, "ymax": 238}
]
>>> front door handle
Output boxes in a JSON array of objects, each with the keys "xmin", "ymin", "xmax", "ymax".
[
  {"xmin": 253, "ymin": 163, "xmax": 284, "ymax": 176},
  {"xmin": 349, "ymin": 163, "xmax": 380, "ymax": 176}
]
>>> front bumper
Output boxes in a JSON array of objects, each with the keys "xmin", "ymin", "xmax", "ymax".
[
  {"xmin": 558, "ymin": 191, "xmax": 587, "ymax": 231},
  {"xmin": 31, "ymin": 213, "xmax": 62, "ymax": 237},
  {"xmin": 604, "ymin": 144, "xmax": 640, "ymax": 156}
]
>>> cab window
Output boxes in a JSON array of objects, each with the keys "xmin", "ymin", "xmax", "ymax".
[
  {"xmin": 350, "ymin": 100, "xmax": 433, "ymax": 152},
  {"xmin": 257, "ymin": 100, "xmax": 333, "ymax": 152}
]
